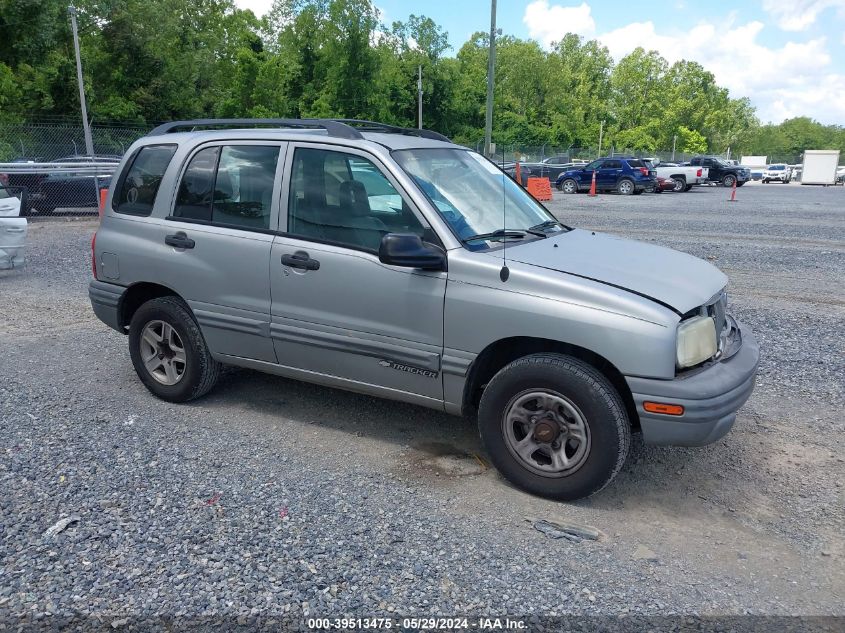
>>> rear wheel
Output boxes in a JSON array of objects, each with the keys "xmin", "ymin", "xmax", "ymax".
[
  {"xmin": 128, "ymin": 296, "xmax": 221, "ymax": 402},
  {"xmin": 672, "ymin": 176, "xmax": 686, "ymax": 192},
  {"xmin": 560, "ymin": 179, "xmax": 578, "ymax": 194},
  {"xmin": 478, "ymin": 353, "xmax": 630, "ymax": 501},
  {"xmin": 617, "ymin": 178, "xmax": 635, "ymax": 195},
  {"xmin": 684, "ymin": 184, "xmax": 693, "ymax": 192}
]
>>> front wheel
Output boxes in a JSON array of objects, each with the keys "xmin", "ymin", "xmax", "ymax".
[
  {"xmin": 722, "ymin": 174, "xmax": 737, "ymax": 187},
  {"xmin": 560, "ymin": 179, "xmax": 578, "ymax": 194},
  {"xmin": 128, "ymin": 296, "xmax": 221, "ymax": 403},
  {"xmin": 478, "ymin": 354, "xmax": 631, "ymax": 501},
  {"xmin": 617, "ymin": 178, "xmax": 635, "ymax": 195}
]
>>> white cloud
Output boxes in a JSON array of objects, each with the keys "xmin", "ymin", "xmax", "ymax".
[
  {"xmin": 523, "ymin": 1, "xmax": 595, "ymax": 47},
  {"xmin": 594, "ymin": 15, "xmax": 845, "ymax": 123},
  {"xmin": 234, "ymin": 0, "xmax": 274, "ymax": 17},
  {"xmin": 761, "ymin": 0, "xmax": 845, "ymax": 31}
]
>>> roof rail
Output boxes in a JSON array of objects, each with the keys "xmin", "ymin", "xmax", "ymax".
[
  {"xmin": 147, "ymin": 118, "xmax": 363, "ymax": 140},
  {"xmin": 330, "ymin": 119, "xmax": 451, "ymax": 143}
]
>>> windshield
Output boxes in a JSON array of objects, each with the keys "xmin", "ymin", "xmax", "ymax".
[
  {"xmin": 393, "ymin": 148, "xmax": 561, "ymax": 246},
  {"xmin": 768, "ymin": 164, "xmax": 785, "ymax": 170}
]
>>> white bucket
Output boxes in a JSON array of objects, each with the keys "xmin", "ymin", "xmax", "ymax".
[{"xmin": 0, "ymin": 217, "xmax": 27, "ymax": 269}]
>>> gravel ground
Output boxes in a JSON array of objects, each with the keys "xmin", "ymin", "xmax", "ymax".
[{"xmin": 1, "ymin": 183, "xmax": 843, "ymax": 626}]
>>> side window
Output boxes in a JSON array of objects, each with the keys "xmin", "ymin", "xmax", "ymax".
[
  {"xmin": 212, "ymin": 146, "xmax": 279, "ymax": 230},
  {"xmin": 173, "ymin": 145, "xmax": 279, "ymax": 230},
  {"xmin": 603, "ymin": 160, "xmax": 621, "ymax": 169},
  {"xmin": 173, "ymin": 147, "xmax": 219, "ymax": 222},
  {"xmin": 287, "ymin": 147, "xmax": 428, "ymax": 253},
  {"xmin": 585, "ymin": 160, "xmax": 603, "ymax": 171},
  {"xmin": 113, "ymin": 144, "xmax": 177, "ymax": 216}
]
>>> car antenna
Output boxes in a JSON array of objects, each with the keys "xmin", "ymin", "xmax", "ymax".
[{"xmin": 500, "ymin": 143, "xmax": 509, "ymax": 282}]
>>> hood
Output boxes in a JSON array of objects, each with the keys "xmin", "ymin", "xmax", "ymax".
[{"xmin": 506, "ymin": 229, "xmax": 727, "ymax": 314}]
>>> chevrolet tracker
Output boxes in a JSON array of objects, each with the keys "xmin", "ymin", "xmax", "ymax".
[{"xmin": 89, "ymin": 118, "xmax": 760, "ymax": 500}]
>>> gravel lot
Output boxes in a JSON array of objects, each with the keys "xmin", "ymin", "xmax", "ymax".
[{"xmin": 1, "ymin": 182, "xmax": 843, "ymax": 625}]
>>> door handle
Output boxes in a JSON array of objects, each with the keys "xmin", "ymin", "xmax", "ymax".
[
  {"xmin": 281, "ymin": 250, "xmax": 320, "ymax": 271},
  {"xmin": 165, "ymin": 231, "xmax": 195, "ymax": 249}
]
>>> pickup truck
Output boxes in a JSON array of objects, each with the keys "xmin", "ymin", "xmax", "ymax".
[
  {"xmin": 642, "ymin": 159, "xmax": 709, "ymax": 192},
  {"xmin": 688, "ymin": 156, "xmax": 750, "ymax": 187}
]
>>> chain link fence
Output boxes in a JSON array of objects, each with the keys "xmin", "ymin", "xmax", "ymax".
[{"xmin": 0, "ymin": 122, "xmax": 149, "ymax": 216}]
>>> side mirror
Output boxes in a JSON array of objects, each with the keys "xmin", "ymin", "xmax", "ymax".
[{"xmin": 379, "ymin": 233, "xmax": 446, "ymax": 271}]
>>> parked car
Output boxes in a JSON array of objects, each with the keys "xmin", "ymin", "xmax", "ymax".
[
  {"xmin": 653, "ymin": 176, "xmax": 676, "ymax": 193},
  {"xmin": 555, "ymin": 157, "xmax": 657, "ymax": 195},
  {"xmin": 837, "ymin": 166, "xmax": 845, "ymax": 183},
  {"xmin": 2, "ymin": 155, "xmax": 119, "ymax": 215},
  {"xmin": 0, "ymin": 185, "xmax": 27, "ymax": 269},
  {"xmin": 688, "ymin": 156, "xmax": 751, "ymax": 187},
  {"xmin": 643, "ymin": 158, "xmax": 709, "ymax": 192},
  {"xmin": 90, "ymin": 118, "xmax": 759, "ymax": 501},
  {"xmin": 762, "ymin": 164, "xmax": 792, "ymax": 183}
]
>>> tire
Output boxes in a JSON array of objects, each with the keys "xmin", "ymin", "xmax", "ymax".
[
  {"xmin": 672, "ymin": 176, "xmax": 686, "ymax": 192},
  {"xmin": 560, "ymin": 178, "xmax": 578, "ymax": 194},
  {"xmin": 736, "ymin": 181, "xmax": 745, "ymax": 187},
  {"xmin": 477, "ymin": 353, "xmax": 631, "ymax": 501},
  {"xmin": 763, "ymin": 179, "xmax": 768, "ymax": 184},
  {"xmin": 128, "ymin": 296, "xmax": 221, "ymax": 403},
  {"xmin": 617, "ymin": 178, "xmax": 634, "ymax": 195},
  {"xmin": 632, "ymin": 189, "xmax": 643, "ymax": 195},
  {"xmin": 722, "ymin": 174, "xmax": 736, "ymax": 187},
  {"xmin": 684, "ymin": 184, "xmax": 693, "ymax": 192}
]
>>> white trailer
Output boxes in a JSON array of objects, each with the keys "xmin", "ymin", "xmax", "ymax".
[{"xmin": 800, "ymin": 150, "xmax": 840, "ymax": 186}]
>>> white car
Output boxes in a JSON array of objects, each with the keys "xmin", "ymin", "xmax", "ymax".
[
  {"xmin": 643, "ymin": 158, "xmax": 710, "ymax": 192},
  {"xmin": 763, "ymin": 164, "xmax": 791, "ymax": 183},
  {"xmin": 0, "ymin": 186, "xmax": 27, "ymax": 269}
]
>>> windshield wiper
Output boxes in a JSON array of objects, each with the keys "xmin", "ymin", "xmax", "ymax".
[
  {"xmin": 462, "ymin": 229, "xmax": 533, "ymax": 243},
  {"xmin": 528, "ymin": 219, "xmax": 566, "ymax": 233}
]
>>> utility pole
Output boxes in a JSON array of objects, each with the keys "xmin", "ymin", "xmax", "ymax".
[
  {"xmin": 672, "ymin": 134, "xmax": 677, "ymax": 161},
  {"xmin": 598, "ymin": 120, "xmax": 605, "ymax": 156},
  {"xmin": 417, "ymin": 65, "xmax": 423, "ymax": 130},
  {"xmin": 483, "ymin": 0, "xmax": 497, "ymax": 157},
  {"xmin": 69, "ymin": 6, "xmax": 94, "ymax": 157}
]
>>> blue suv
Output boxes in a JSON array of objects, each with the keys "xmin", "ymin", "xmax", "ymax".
[{"xmin": 556, "ymin": 157, "xmax": 656, "ymax": 195}]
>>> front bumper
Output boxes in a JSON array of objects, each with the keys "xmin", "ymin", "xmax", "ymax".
[
  {"xmin": 89, "ymin": 279, "xmax": 127, "ymax": 333},
  {"xmin": 625, "ymin": 320, "xmax": 759, "ymax": 447}
]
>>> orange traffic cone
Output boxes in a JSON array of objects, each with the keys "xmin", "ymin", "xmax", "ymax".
[
  {"xmin": 589, "ymin": 170, "xmax": 597, "ymax": 197},
  {"xmin": 98, "ymin": 188, "xmax": 108, "ymax": 217},
  {"xmin": 728, "ymin": 178, "xmax": 737, "ymax": 202},
  {"xmin": 515, "ymin": 161, "xmax": 521, "ymax": 185}
]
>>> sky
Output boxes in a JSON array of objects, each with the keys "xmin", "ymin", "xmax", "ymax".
[{"xmin": 234, "ymin": 0, "xmax": 845, "ymax": 125}]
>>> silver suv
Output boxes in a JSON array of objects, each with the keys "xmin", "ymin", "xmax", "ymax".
[{"xmin": 89, "ymin": 119, "xmax": 759, "ymax": 500}]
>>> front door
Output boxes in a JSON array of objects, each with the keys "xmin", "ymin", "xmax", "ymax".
[
  {"xmin": 157, "ymin": 141, "xmax": 286, "ymax": 362},
  {"xmin": 269, "ymin": 144, "xmax": 447, "ymax": 402}
]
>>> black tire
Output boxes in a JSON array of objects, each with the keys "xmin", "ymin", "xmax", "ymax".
[
  {"xmin": 736, "ymin": 181, "xmax": 745, "ymax": 187},
  {"xmin": 763, "ymin": 179, "xmax": 769, "ymax": 184},
  {"xmin": 128, "ymin": 296, "xmax": 221, "ymax": 403},
  {"xmin": 632, "ymin": 189, "xmax": 643, "ymax": 195},
  {"xmin": 672, "ymin": 176, "xmax": 686, "ymax": 192},
  {"xmin": 684, "ymin": 184, "xmax": 694, "ymax": 192},
  {"xmin": 722, "ymin": 174, "xmax": 736, "ymax": 187},
  {"xmin": 477, "ymin": 353, "xmax": 631, "ymax": 501},
  {"xmin": 617, "ymin": 178, "xmax": 635, "ymax": 195},
  {"xmin": 560, "ymin": 178, "xmax": 579, "ymax": 194}
]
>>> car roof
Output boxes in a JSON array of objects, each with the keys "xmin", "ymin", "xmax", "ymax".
[{"xmin": 141, "ymin": 128, "xmax": 461, "ymax": 152}]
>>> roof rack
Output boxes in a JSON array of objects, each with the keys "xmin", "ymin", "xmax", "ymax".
[
  {"xmin": 331, "ymin": 119, "xmax": 451, "ymax": 143},
  {"xmin": 147, "ymin": 118, "xmax": 363, "ymax": 140},
  {"xmin": 146, "ymin": 118, "xmax": 452, "ymax": 143}
]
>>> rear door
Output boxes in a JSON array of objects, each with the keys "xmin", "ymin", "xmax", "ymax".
[
  {"xmin": 597, "ymin": 159, "xmax": 622, "ymax": 189},
  {"xmin": 156, "ymin": 141, "xmax": 286, "ymax": 362},
  {"xmin": 269, "ymin": 143, "xmax": 447, "ymax": 402}
]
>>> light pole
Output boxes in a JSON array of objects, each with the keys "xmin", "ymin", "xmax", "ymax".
[
  {"xmin": 417, "ymin": 65, "xmax": 423, "ymax": 130},
  {"xmin": 672, "ymin": 134, "xmax": 677, "ymax": 161},
  {"xmin": 598, "ymin": 119, "xmax": 604, "ymax": 156},
  {"xmin": 483, "ymin": 0, "xmax": 497, "ymax": 158},
  {"xmin": 69, "ymin": 6, "xmax": 94, "ymax": 157}
]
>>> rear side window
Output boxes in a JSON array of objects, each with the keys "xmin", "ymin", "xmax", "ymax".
[
  {"xmin": 626, "ymin": 159, "xmax": 645, "ymax": 168},
  {"xmin": 173, "ymin": 145, "xmax": 280, "ymax": 230},
  {"xmin": 113, "ymin": 144, "xmax": 177, "ymax": 216}
]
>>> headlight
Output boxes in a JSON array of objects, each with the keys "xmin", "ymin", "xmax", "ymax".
[{"xmin": 676, "ymin": 315, "xmax": 718, "ymax": 368}]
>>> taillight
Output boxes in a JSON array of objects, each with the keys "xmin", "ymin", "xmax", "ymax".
[
  {"xmin": 697, "ymin": 168, "xmax": 702, "ymax": 177},
  {"xmin": 639, "ymin": 167, "xmax": 649, "ymax": 176},
  {"xmin": 91, "ymin": 232, "xmax": 98, "ymax": 280}
]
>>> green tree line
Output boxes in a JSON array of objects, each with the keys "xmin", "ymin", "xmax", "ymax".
[{"xmin": 1, "ymin": 0, "xmax": 844, "ymax": 158}]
